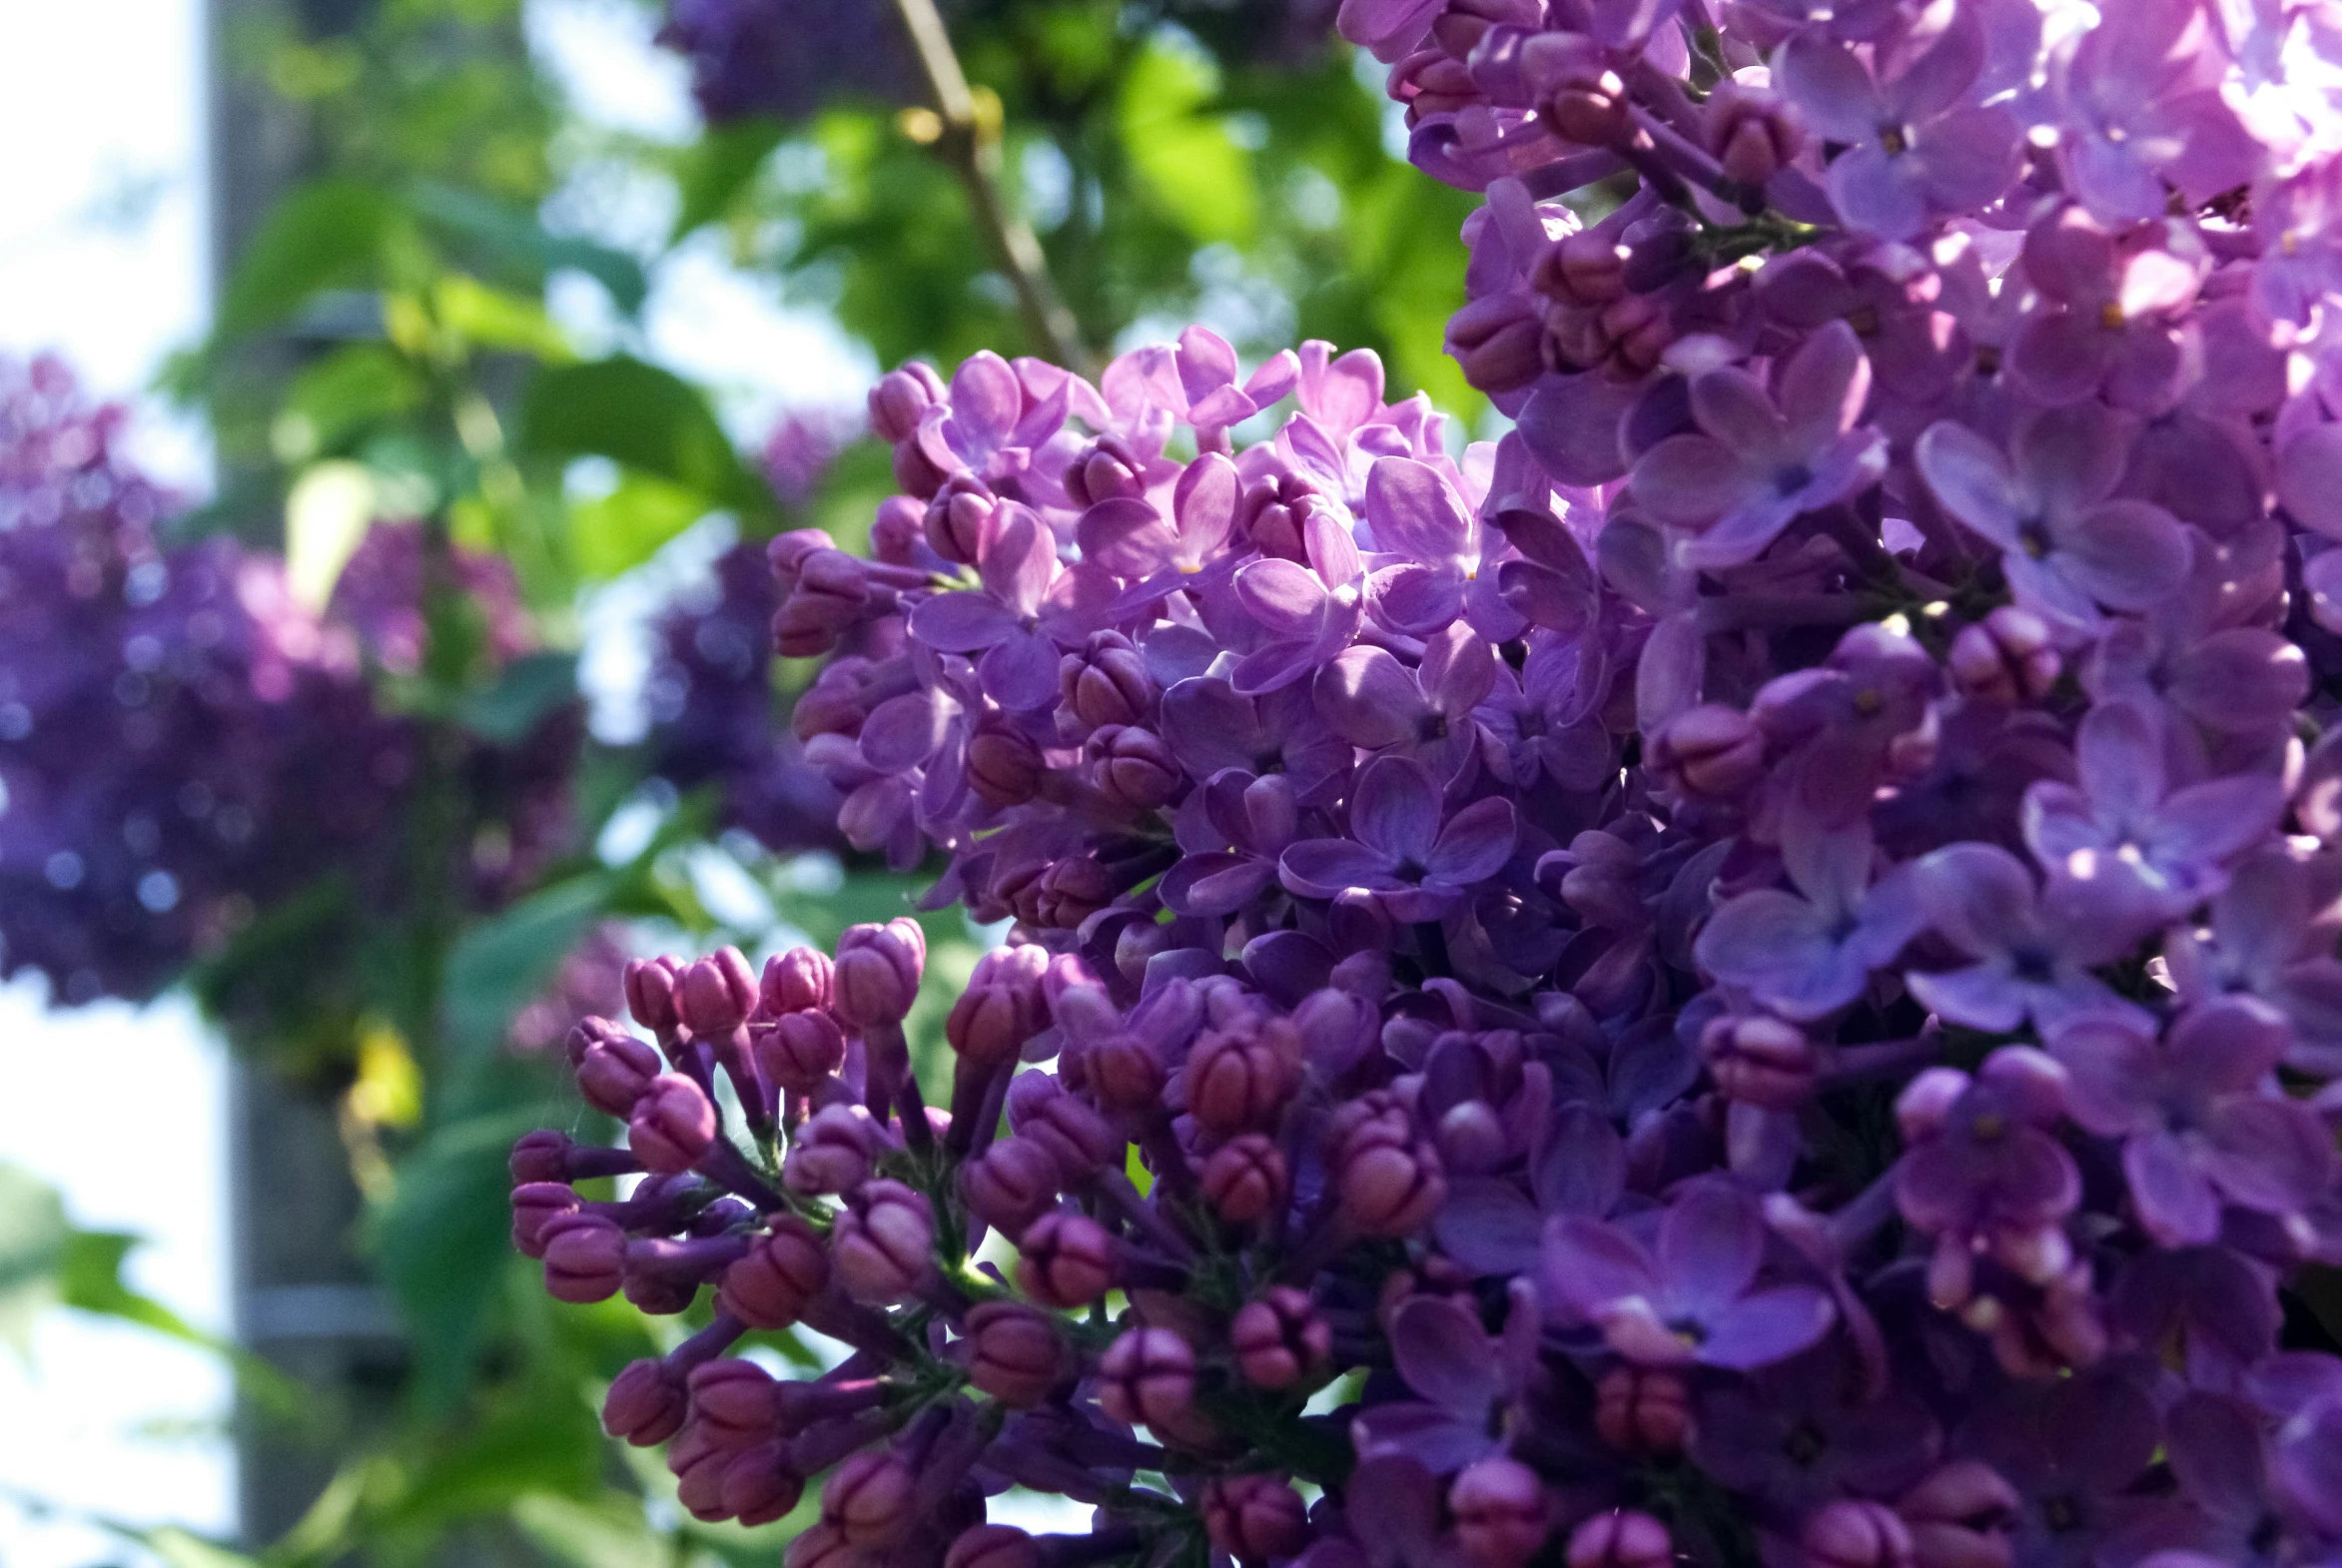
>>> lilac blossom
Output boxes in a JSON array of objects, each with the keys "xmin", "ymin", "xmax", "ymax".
[
  {"xmin": 1276, "ymin": 754, "xmax": 1516, "ymax": 923},
  {"xmin": 1907, "ymin": 842, "xmax": 2150, "ymax": 1036},
  {"xmin": 1696, "ymin": 819, "xmax": 1925, "ymax": 1021}
]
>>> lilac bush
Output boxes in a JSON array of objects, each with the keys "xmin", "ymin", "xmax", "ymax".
[{"xmin": 504, "ymin": 1, "xmax": 2342, "ymax": 1563}]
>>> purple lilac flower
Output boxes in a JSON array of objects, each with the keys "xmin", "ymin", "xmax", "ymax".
[
  {"xmin": 1907, "ymin": 842, "xmax": 2150, "ymax": 1036},
  {"xmin": 1696, "ymin": 819, "xmax": 1924, "ymax": 1021},
  {"xmin": 1277, "ymin": 754, "xmax": 1516, "ymax": 923},
  {"xmin": 657, "ymin": 0, "xmax": 912, "ymax": 125}
]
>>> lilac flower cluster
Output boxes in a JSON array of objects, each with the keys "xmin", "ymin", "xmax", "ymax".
[
  {"xmin": 655, "ymin": 0, "xmax": 917, "ymax": 125},
  {"xmin": 0, "ymin": 356, "xmax": 407, "ymax": 1004},
  {"xmin": 500, "ymin": 2, "xmax": 2342, "ymax": 1563}
]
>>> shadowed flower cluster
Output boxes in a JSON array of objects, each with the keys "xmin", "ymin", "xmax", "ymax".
[{"xmin": 499, "ymin": 0, "xmax": 2342, "ymax": 1563}]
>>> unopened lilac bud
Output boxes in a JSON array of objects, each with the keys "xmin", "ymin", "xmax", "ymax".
[
  {"xmin": 1099, "ymin": 1327, "xmax": 1197, "ymax": 1430},
  {"xmin": 1061, "ymin": 631, "xmax": 1157, "ymax": 734},
  {"xmin": 1448, "ymin": 292, "xmax": 1548, "ymax": 395},
  {"xmin": 760, "ymin": 946, "xmax": 834, "ymax": 1016},
  {"xmin": 947, "ymin": 1525, "xmax": 1041, "ymax": 1568},
  {"xmin": 774, "ymin": 550, "xmax": 869, "ymax": 657},
  {"xmin": 1949, "ymin": 607, "xmax": 2058, "ymax": 706},
  {"xmin": 1230, "ymin": 1286, "xmax": 1330, "ymax": 1389},
  {"xmin": 870, "ymin": 494, "xmax": 925, "ymax": 564},
  {"xmin": 969, "ymin": 720, "xmax": 1046, "ymax": 807},
  {"xmin": 1020, "ymin": 1091, "xmax": 1120, "ymax": 1183},
  {"xmin": 832, "ymin": 1179, "xmax": 935, "ymax": 1304},
  {"xmin": 1065, "ymin": 434, "xmax": 1151, "ymax": 507},
  {"xmin": 541, "ymin": 1212, "xmax": 625, "ymax": 1303},
  {"xmin": 1594, "ymin": 1365, "xmax": 1691, "ymax": 1456},
  {"xmin": 1656, "ymin": 704, "xmax": 1766, "ymax": 799},
  {"xmin": 1186, "ymin": 1020, "xmax": 1301, "ymax": 1134},
  {"xmin": 575, "ymin": 1029, "xmax": 662, "ymax": 1117},
  {"xmin": 1701, "ymin": 1016, "xmax": 1819, "ymax": 1112},
  {"xmin": 1092, "ymin": 724, "xmax": 1181, "ymax": 813},
  {"xmin": 629, "ymin": 1074, "xmax": 718, "ymax": 1174},
  {"xmin": 824, "ymin": 1449, "xmax": 916, "ymax": 1548},
  {"xmin": 925, "ymin": 474, "xmax": 1001, "ymax": 564},
  {"xmin": 1451, "ymin": 1458, "xmax": 1552, "ymax": 1568},
  {"xmin": 603, "ymin": 1357, "xmax": 689, "ymax": 1445},
  {"xmin": 1016, "ymin": 1211, "xmax": 1118, "ymax": 1307},
  {"xmin": 833, "ymin": 919, "xmax": 926, "ymax": 1029},
  {"xmin": 869, "ymin": 363, "xmax": 947, "ymax": 443},
  {"xmin": 948, "ymin": 944, "xmax": 1050, "ymax": 1072},
  {"xmin": 510, "ymin": 1129, "xmax": 636, "ymax": 1186},
  {"xmin": 1090, "ymin": 1031, "xmax": 1167, "ymax": 1114},
  {"xmin": 1543, "ymin": 69, "xmax": 1632, "ymax": 145},
  {"xmin": 1896, "ymin": 1461, "xmax": 2017, "ymax": 1568},
  {"xmin": 511, "ymin": 1181, "xmax": 580, "ymax": 1257},
  {"xmin": 962, "ymin": 1137, "xmax": 1063, "ymax": 1237},
  {"xmin": 670, "ymin": 1424, "xmax": 731, "ymax": 1520},
  {"xmin": 1566, "ymin": 1512, "xmax": 1673, "ymax": 1568},
  {"xmin": 965, "ymin": 1300, "xmax": 1068, "ymax": 1405},
  {"xmin": 1708, "ymin": 83, "xmax": 1803, "ymax": 189},
  {"xmin": 624, "ymin": 958, "xmax": 681, "ymax": 1035},
  {"xmin": 1326, "ymin": 1094, "xmax": 1445, "ymax": 1237},
  {"xmin": 783, "ymin": 1104, "xmax": 883, "ymax": 1194},
  {"xmin": 718, "ymin": 1217, "xmax": 830, "ymax": 1328},
  {"xmin": 689, "ymin": 1358, "xmax": 781, "ymax": 1448},
  {"xmin": 1804, "ymin": 1500, "xmax": 1917, "ymax": 1568},
  {"xmin": 679, "ymin": 946, "xmax": 757, "ymax": 1037},
  {"xmin": 786, "ymin": 1523, "xmax": 858, "ymax": 1568},
  {"xmin": 562, "ymin": 1016, "xmax": 631, "ymax": 1071},
  {"xmin": 753, "ymin": 1010, "xmax": 848, "ymax": 1096},
  {"xmin": 720, "ymin": 1443, "xmax": 804, "ymax": 1528},
  {"xmin": 1201, "ymin": 1134, "xmax": 1289, "ymax": 1225},
  {"xmin": 1202, "ymin": 1473, "xmax": 1311, "ymax": 1565},
  {"xmin": 1013, "ymin": 857, "xmax": 1114, "ymax": 930},
  {"xmin": 1535, "ymin": 230, "xmax": 1629, "ymax": 308}
]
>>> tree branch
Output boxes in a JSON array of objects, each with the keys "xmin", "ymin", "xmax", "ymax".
[{"xmin": 891, "ymin": 0, "xmax": 1093, "ymax": 375}]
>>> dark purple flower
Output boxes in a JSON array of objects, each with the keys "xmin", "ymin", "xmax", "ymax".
[
  {"xmin": 1894, "ymin": 1047, "xmax": 2079, "ymax": 1291},
  {"xmin": 1278, "ymin": 754, "xmax": 1517, "ymax": 923},
  {"xmin": 1351, "ymin": 1285, "xmax": 1536, "ymax": 1472},
  {"xmin": 1696, "ymin": 818, "xmax": 1924, "ymax": 1021},
  {"xmin": 908, "ymin": 506, "xmax": 1112, "ymax": 710}
]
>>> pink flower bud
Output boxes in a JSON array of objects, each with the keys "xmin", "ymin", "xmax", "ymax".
[
  {"xmin": 871, "ymin": 494, "xmax": 925, "ymax": 564},
  {"xmin": 968, "ymin": 720, "xmax": 1046, "ymax": 807},
  {"xmin": 869, "ymin": 363, "xmax": 946, "ymax": 443},
  {"xmin": 1896, "ymin": 1461, "xmax": 2017, "ymax": 1568},
  {"xmin": 1202, "ymin": 1473, "xmax": 1311, "ymax": 1565},
  {"xmin": 785, "ymin": 1523, "xmax": 858, "ymax": 1568},
  {"xmin": 510, "ymin": 1181, "xmax": 581, "ymax": 1257},
  {"xmin": 1018, "ymin": 1089, "xmax": 1121, "ymax": 1183},
  {"xmin": 753, "ymin": 1009, "xmax": 848, "ymax": 1095},
  {"xmin": 1803, "ymin": 1500, "xmax": 1917, "ymax": 1568},
  {"xmin": 774, "ymin": 549, "xmax": 869, "ymax": 658},
  {"xmin": 962, "ymin": 1137, "xmax": 1063, "ymax": 1238},
  {"xmin": 1536, "ymin": 230, "xmax": 1629, "ymax": 309},
  {"xmin": 760, "ymin": 946, "xmax": 834, "ymax": 1015},
  {"xmin": 1949, "ymin": 606, "xmax": 2058, "ymax": 707},
  {"xmin": 1099, "ymin": 1326, "xmax": 1197, "ymax": 1431},
  {"xmin": 629, "ymin": 1074, "xmax": 718, "ymax": 1174},
  {"xmin": 671, "ymin": 1424, "xmax": 732, "ymax": 1520},
  {"xmin": 833, "ymin": 919, "xmax": 927, "ymax": 1029},
  {"xmin": 1451, "ymin": 1458, "xmax": 1552, "ymax": 1568},
  {"xmin": 1091, "ymin": 724, "xmax": 1182, "ymax": 813},
  {"xmin": 678, "ymin": 946, "xmax": 758, "ymax": 1037},
  {"xmin": 718, "ymin": 1217, "xmax": 830, "ymax": 1329},
  {"xmin": 1061, "ymin": 631, "xmax": 1158, "ymax": 734},
  {"xmin": 1186, "ymin": 1019, "xmax": 1302, "ymax": 1134},
  {"xmin": 783, "ymin": 1104, "xmax": 883, "ymax": 1194},
  {"xmin": 1700, "ymin": 1016, "xmax": 1819, "ymax": 1112},
  {"xmin": 947, "ymin": 1525, "xmax": 1041, "ymax": 1568},
  {"xmin": 1708, "ymin": 82, "xmax": 1803, "ymax": 189},
  {"xmin": 824, "ymin": 1449, "xmax": 916, "ymax": 1548},
  {"xmin": 948, "ymin": 944, "xmax": 1050, "ymax": 1071},
  {"xmin": 562, "ymin": 1016, "xmax": 632, "ymax": 1070},
  {"xmin": 833, "ymin": 1179, "xmax": 935, "ymax": 1303},
  {"xmin": 1089, "ymin": 1031, "xmax": 1168, "ymax": 1114},
  {"xmin": 624, "ymin": 957, "xmax": 682, "ymax": 1035},
  {"xmin": 965, "ymin": 1300, "xmax": 1068, "ymax": 1406},
  {"xmin": 688, "ymin": 1357, "xmax": 780, "ymax": 1449},
  {"xmin": 541, "ymin": 1212, "xmax": 625, "ymax": 1303},
  {"xmin": 1655, "ymin": 704, "xmax": 1766, "ymax": 799},
  {"xmin": 602, "ymin": 1357, "xmax": 688, "ymax": 1446},
  {"xmin": 575, "ymin": 1029, "xmax": 662, "ymax": 1117},
  {"xmin": 926, "ymin": 474, "xmax": 1003, "ymax": 564},
  {"xmin": 720, "ymin": 1443, "xmax": 804, "ymax": 1528},
  {"xmin": 1064, "ymin": 435, "xmax": 1150, "ymax": 508},
  {"xmin": 1202, "ymin": 1134, "xmax": 1289, "ymax": 1225},
  {"xmin": 1593, "ymin": 1365, "xmax": 1691, "ymax": 1456},
  {"xmin": 1016, "ymin": 1211, "xmax": 1118, "ymax": 1307},
  {"xmin": 1565, "ymin": 1511, "xmax": 1673, "ymax": 1568},
  {"xmin": 1230, "ymin": 1286, "xmax": 1330, "ymax": 1389},
  {"xmin": 1325, "ymin": 1093, "xmax": 1445, "ymax": 1237},
  {"xmin": 1448, "ymin": 292, "xmax": 1548, "ymax": 395}
]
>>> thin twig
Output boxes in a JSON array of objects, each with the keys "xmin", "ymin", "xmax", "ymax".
[{"xmin": 891, "ymin": 0, "xmax": 1093, "ymax": 375}]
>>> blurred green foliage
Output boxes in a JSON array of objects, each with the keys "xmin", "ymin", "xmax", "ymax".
[{"xmin": 0, "ymin": 0, "xmax": 1474, "ymax": 1561}]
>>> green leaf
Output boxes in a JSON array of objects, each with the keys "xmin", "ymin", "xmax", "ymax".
[
  {"xmin": 521, "ymin": 357, "xmax": 772, "ymax": 522},
  {"xmin": 371, "ymin": 1107, "xmax": 564, "ymax": 1403},
  {"xmin": 0, "ymin": 1165, "xmax": 68, "ymax": 1354},
  {"xmin": 442, "ymin": 871, "xmax": 616, "ymax": 1058},
  {"xmin": 276, "ymin": 344, "xmax": 428, "ymax": 462},
  {"xmin": 142, "ymin": 1527, "xmax": 265, "ymax": 1568},
  {"xmin": 1118, "ymin": 40, "xmax": 1257, "ymax": 245},
  {"xmin": 511, "ymin": 1493, "xmax": 672, "ymax": 1568},
  {"xmin": 214, "ymin": 179, "xmax": 412, "ymax": 345},
  {"xmin": 407, "ymin": 180, "xmax": 648, "ymax": 316},
  {"xmin": 456, "ymin": 650, "xmax": 580, "ymax": 745},
  {"xmin": 432, "ymin": 274, "xmax": 577, "ymax": 363},
  {"xmin": 671, "ymin": 117, "xmax": 788, "ymax": 241},
  {"xmin": 569, "ymin": 469, "xmax": 716, "ymax": 580}
]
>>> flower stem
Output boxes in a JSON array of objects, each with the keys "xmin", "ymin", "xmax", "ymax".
[{"xmin": 889, "ymin": 0, "xmax": 1093, "ymax": 375}]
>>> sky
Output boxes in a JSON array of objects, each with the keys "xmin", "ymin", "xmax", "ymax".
[{"xmin": 0, "ymin": 3, "xmax": 867, "ymax": 1564}]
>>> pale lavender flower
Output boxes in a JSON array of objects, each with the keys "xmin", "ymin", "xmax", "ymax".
[{"xmin": 1906, "ymin": 842, "xmax": 2151, "ymax": 1036}]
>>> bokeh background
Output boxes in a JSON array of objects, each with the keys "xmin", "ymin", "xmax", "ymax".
[{"xmin": 0, "ymin": 3, "xmax": 1467, "ymax": 1564}]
